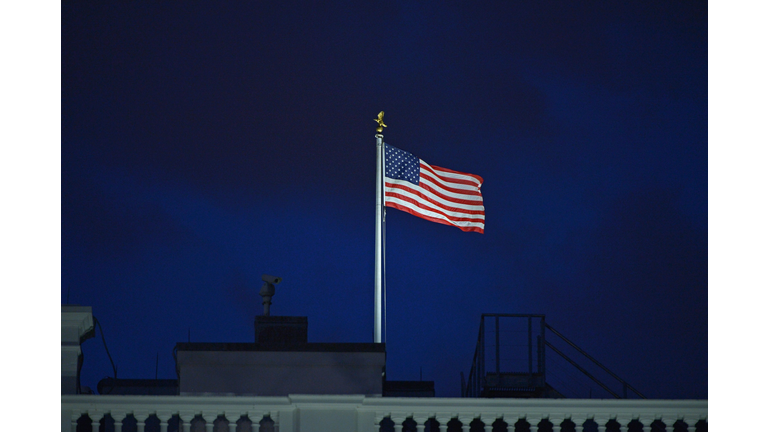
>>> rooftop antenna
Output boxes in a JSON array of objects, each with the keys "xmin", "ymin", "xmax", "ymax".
[{"xmin": 260, "ymin": 274, "xmax": 282, "ymax": 316}]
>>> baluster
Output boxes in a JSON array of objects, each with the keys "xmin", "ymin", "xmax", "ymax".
[
  {"xmin": 615, "ymin": 417, "xmax": 628, "ymax": 432},
  {"xmin": 392, "ymin": 415, "xmax": 406, "ymax": 432},
  {"xmin": 675, "ymin": 419, "xmax": 684, "ymax": 431},
  {"xmin": 435, "ymin": 416, "xmax": 450, "ymax": 432},
  {"xmin": 414, "ymin": 415, "xmax": 428, "ymax": 432},
  {"xmin": 528, "ymin": 417, "xmax": 540, "ymax": 432},
  {"xmin": 244, "ymin": 413, "xmax": 259, "ymax": 432},
  {"xmin": 573, "ymin": 417, "xmax": 585, "ymax": 432},
  {"xmin": 547, "ymin": 417, "xmax": 563, "ymax": 432},
  {"xmin": 549, "ymin": 417, "xmax": 565, "ymax": 432},
  {"xmin": 225, "ymin": 413, "xmax": 240, "ymax": 432},
  {"xmin": 71, "ymin": 413, "xmax": 82, "ymax": 432},
  {"xmin": 134, "ymin": 412, "xmax": 149, "ymax": 432},
  {"xmin": 551, "ymin": 418, "xmax": 563, "ymax": 432},
  {"xmin": 638, "ymin": 417, "xmax": 652, "ymax": 432},
  {"xmin": 202, "ymin": 412, "xmax": 217, "ymax": 432},
  {"xmin": 479, "ymin": 414, "xmax": 496, "ymax": 432},
  {"xmin": 157, "ymin": 412, "xmax": 172, "ymax": 432},
  {"xmin": 595, "ymin": 417, "xmax": 607, "ymax": 432},
  {"xmin": 180, "ymin": 412, "xmax": 195, "ymax": 432},
  {"xmin": 113, "ymin": 411, "xmax": 127, "ymax": 432},
  {"xmin": 375, "ymin": 414, "xmax": 386, "ymax": 432},
  {"xmin": 89, "ymin": 411, "xmax": 104, "ymax": 432},
  {"xmin": 458, "ymin": 415, "xmax": 474, "ymax": 432}
]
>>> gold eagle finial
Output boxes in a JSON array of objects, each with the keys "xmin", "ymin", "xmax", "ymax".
[{"xmin": 374, "ymin": 111, "xmax": 387, "ymax": 133}]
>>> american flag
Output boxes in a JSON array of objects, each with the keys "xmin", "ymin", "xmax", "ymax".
[{"xmin": 384, "ymin": 143, "xmax": 485, "ymax": 233}]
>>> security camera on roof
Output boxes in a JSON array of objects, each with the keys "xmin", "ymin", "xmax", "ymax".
[{"xmin": 262, "ymin": 275, "xmax": 282, "ymax": 285}]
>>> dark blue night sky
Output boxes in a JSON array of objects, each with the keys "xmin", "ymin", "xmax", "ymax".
[{"xmin": 59, "ymin": 2, "xmax": 707, "ymax": 398}]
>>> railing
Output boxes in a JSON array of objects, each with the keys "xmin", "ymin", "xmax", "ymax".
[
  {"xmin": 544, "ymin": 323, "xmax": 645, "ymax": 399},
  {"xmin": 463, "ymin": 314, "xmax": 647, "ymax": 399},
  {"xmin": 62, "ymin": 395, "xmax": 288, "ymax": 432},
  {"xmin": 62, "ymin": 394, "xmax": 707, "ymax": 432},
  {"xmin": 463, "ymin": 314, "xmax": 546, "ymax": 398}
]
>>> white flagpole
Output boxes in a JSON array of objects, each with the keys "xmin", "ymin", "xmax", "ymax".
[
  {"xmin": 374, "ymin": 112, "xmax": 386, "ymax": 343},
  {"xmin": 374, "ymin": 132, "xmax": 383, "ymax": 343}
]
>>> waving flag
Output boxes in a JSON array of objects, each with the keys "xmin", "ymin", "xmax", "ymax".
[{"xmin": 384, "ymin": 143, "xmax": 485, "ymax": 233}]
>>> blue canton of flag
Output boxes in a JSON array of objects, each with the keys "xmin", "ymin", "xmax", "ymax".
[{"xmin": 385, "ymin": 143, "xmax": 420, "ymax": 185}]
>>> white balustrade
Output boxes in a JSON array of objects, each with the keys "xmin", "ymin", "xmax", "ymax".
[{"xmin": 62, "ymin": 394, "xmax": 706, "ymax": 432}]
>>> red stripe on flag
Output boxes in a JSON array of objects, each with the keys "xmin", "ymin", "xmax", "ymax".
[
  {"xmin": 385, "ymin": 195, "xmax": 486, "ymax": 224},
  {"xmin": 385, "ymin": 186, "xmax": 486, "ymax": 216},
  {"xmin": 385, "ymin": 201, "xmax": 485, "ymax": 233},
  {"xmin": 385, "ymin": 181, "xmax": 483, "ymax": 208},
  {"xmin": 421, "ymin": 163, "xmax": 484, "ymax": 185},
  {"xmin": 420, "ymin": 171, "xmax": 483, "ymax": 197}
]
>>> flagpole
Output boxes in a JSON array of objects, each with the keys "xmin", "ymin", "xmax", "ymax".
[{"xmin": 374, "ymin": 112, "xmax": 386, "ymax": 343}]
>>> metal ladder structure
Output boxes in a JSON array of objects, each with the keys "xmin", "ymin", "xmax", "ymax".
[{"xmin": 461, "ymin": 314, "xmax": 646, "ymax": 399}]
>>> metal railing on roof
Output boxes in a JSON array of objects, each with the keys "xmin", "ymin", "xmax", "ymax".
[{"xmin": 462, "ymin": 314, "xmax": 645, "ymax": 399}]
